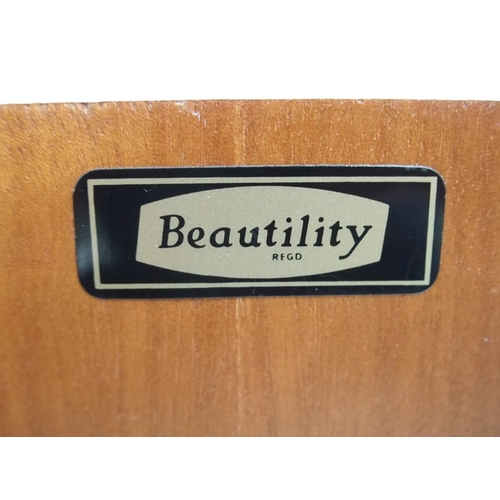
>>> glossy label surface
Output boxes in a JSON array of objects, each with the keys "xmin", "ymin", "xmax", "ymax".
[{"xmin": 74, "ymin": 166, "xmax": 445, "ymax": 298}]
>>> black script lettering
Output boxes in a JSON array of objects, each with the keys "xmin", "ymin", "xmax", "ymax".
[
  {"xmin": 282, "ymin": 217, "xmax": 293, "ymax": 247},
  {"xmin": 187, "ymin": 227, "xmax": 205, "ymax": 248},
  {"xmin": 339, "ymin": 225, "xmax": 373, "ymax": 260},
  {"xmin": 314, "ymin": 217, "xmax": 325, "ymax": 246},
  {"xmin": 238, "ymin": 227, "xmax": 261, "ymax": 247},
  {"xmin": 297, "ymin": 215, "xmax": 309, "ymax": 247},
  {"xmin": 210, "ymin": 227, "xmax": 232, "ymax": 248},
  {"xmin": 159, "ymin": 215, "xmax": 185, "ymax": 248},
  {"xmin": 264, "ymin": 220, "xmax": 278, "ymax": 247},
  {"xmin": 329, "ymin": 221, "xmax": 342, "ymax": 247}
]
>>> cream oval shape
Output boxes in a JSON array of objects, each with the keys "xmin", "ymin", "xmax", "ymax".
[{"xmin": 136, "ymin": 186, "xmax": 389, "ymax": 279}]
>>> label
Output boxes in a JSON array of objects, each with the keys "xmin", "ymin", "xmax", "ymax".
[{"xmin": 73, "ymin": 165, "xmax": 445, "ymax": 299}]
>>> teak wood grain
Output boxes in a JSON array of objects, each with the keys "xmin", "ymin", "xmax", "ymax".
[{"xmin": 0, "ymin": 100, "xmax": 499, "ymax": 436}]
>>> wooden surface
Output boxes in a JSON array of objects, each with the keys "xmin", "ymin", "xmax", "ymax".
[{"xmin": 0, "ymin": 100, "xmax": 499, "ymax": 436}]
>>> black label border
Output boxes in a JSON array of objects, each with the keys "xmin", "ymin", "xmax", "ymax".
[{"xmin": 74, "ymin": 165, "xmax": 446, "ymax": 299}]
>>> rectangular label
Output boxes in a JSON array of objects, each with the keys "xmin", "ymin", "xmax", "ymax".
[{"xmin": 74, "ymin": 165, "xmax": 445, "ymax": 299}]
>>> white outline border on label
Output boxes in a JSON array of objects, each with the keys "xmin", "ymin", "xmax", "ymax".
[{"xmin": 87, "ymin": 176, "xmax": 438, "ymax": 290}]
